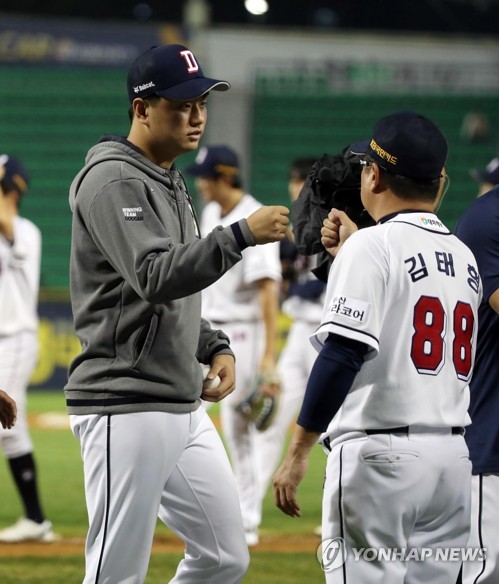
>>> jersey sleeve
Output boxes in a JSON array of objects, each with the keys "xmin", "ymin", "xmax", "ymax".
[
  {"xmin": 311, "ymin": 228, "xmax": 388, "ymax": 359},
  {"xmin": 197, "ymin": 317, "xmax": 234, "ymax": 363},
  {"xmin": 242, "ymin": 241, "xmax": 281, "ymax": 284}
]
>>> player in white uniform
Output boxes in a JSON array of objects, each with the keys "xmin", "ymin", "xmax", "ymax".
[
  {"xmin": 186, "ymin": 145, "xmax": 281, "ymax": 546},
  {"xmin": 255, "ymin": 158, "xmax": 325, "ymax": 502},
  {"xmin": 0, "ymin": 155, "xmax": 57, "ymax": 543},
  {"xmin": 67, "ymin": 45, "xmax": 289, "ymax": 584},
  {"xmin": 273, "ymin": 111, "xmax": 481, "ymax": 583}
]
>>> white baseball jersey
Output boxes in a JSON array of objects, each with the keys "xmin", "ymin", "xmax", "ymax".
[
  {"xmin": 312, "ymin": 211, "xmax": 482, "ymax": 436},
  {"xmin": 0, "ymin": 216, "xmax": 41, "ymax": 457},
  {"xmin": 0, "ymin": 216, "xmax": 41, "ymax": 336},
  {"xmin": 200, "ymin": 194, "xmax": 281, "ymax": 322},
  {"xmin": 200, "ymin": 194, "xmax": 280, "ymax": 536}
]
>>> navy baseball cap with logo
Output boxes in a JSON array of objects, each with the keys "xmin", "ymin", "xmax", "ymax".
[
  {"xmin": 0, "ymin": 154, "xmax": 30, "ymax": 195},
  {"xmin": 185, "ymin": 145, "xmax": 240, "ymax": 178},
  {"xmin": 127, "ymin": 44, "xmax": 230, "ymax": 102},
  {"xmin": 471, "ymin": 156, "xmax": 499, "ymax": 185},
  {"xmin": 350, "ymin": 110, "xmax": 448, "ymax": 181}
]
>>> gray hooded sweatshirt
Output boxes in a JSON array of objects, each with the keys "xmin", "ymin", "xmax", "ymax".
[{"xmin": 65, "ymin": 137, "xmax": 255, "ymax": 415}]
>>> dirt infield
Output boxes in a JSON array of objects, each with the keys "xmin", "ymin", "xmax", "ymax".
[{"xmin": 0, "ymin": 533, "xmax": 319, "ymax": 557}]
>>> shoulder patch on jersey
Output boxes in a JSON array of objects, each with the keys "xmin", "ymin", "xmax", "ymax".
[{"xmin": 326, "ymin": 295, "xmax": 369, "ymax": 323}]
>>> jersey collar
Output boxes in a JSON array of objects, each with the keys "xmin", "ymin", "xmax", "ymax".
[{"xmin": 378, "ymin": 209, "xmax": 430, "ymax": 224}]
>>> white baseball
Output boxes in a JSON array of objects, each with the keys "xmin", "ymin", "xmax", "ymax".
[{"xmin": 201, "ymin": 364, "xmax": 221, "ymax": 389}]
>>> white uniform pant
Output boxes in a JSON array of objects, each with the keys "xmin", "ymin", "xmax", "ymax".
[
  {"xmin": 255, "ymin": 319, "xmax": 318, "ymax": 498},
  {"xmin": 0, "ymin": 331, "xmax": 38, "ymax": 458},
  {"xmin": 70, "ymin": 406, "xmax": 249, "ymax": 584},
  {"xmin": 462, "ymin": 473, "xmax": 499, "ymax": 583},
  {"xmin": 213, "ymin": 321, "xmax": 264, "ymax": 533},
  {"xmin": 321, "ymin": 429, "xmax": 471, "ymax": 584}
]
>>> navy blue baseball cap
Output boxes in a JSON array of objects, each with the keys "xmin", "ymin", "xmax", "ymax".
[
  {"xmin": 127, "ymin": 44, "xmax": 230, "ymax": 103},
  {"xmin": 0, "ymin": 154, "xmax": 30, "ymax": 194},
  {"xmin": 185, "ymin": 145, "xmax": 240, "ymax": 178},
  {"xmin": 351, "ymin": 110, "xmax": 448, "ymax": 181},
  {"xmin": 471, "ymin": 156, "xmax": 499, "ymax": 185}
]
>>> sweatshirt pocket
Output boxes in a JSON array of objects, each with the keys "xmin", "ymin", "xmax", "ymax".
[{"xmin": 132, "ymin": 313, "xmax": 159, "ymax": 369}]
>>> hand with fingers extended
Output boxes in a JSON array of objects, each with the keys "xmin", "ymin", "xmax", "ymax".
[
  {"xmin": 246, "ymin": 205, "xmax": 290, "ymax": 244},
  {"xmin": 273, "ymin": 425, "xmax": 319, "ymax": 517},
  {"xmin": 321, "ymin": 208, "xmax": 359, "ymax": 257},
  {"xmin": 272, "ymin": 450, "xmax": 308, "ymax": 518}
]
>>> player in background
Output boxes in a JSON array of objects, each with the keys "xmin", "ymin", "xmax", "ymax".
[
  {"xmin": 470, "ymin": 156, "xmax": 499, "ymax": 197},
  {"xmin": 66, "ymin": 45, "xmax": 289, "ymax": 583},
  {"xmin": 273, "ymin": 111, "xmax": 481, "ymax": 583},
  {"xmin": 186, "ymin": 145, "xmax": 281, "ymax": 547},
  {"xmin": 0, "ymin": 389, "xmax": 16, "ymax": 430},
  {"xmin": 0, "ymin": 155, "xmax": 58, "ymax": 543},
  {"xmin": 254, "ymin": 158, "xmax": 326, "ymax": 511},
  {"xmin": 455, "ymin": 185, "xmax": 499, "ymax": 584}
]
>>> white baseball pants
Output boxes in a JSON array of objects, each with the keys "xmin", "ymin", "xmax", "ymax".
[
  {"xmin": 214, "ymin": 321, "xmax": 264, "ymax": 534},
  {"xmin": 0, "ymin": 331, "xmax": 38, "ymax": 458},
  {"xmin": 321, "ymin": 429, "xmax": 471, "ymax": 584},
  {"xmin": 255, "ymin": 319, "xmax": 319, "ymax": 498},
  {"xmin": 462, "ymin": 473, "xmax": 499, "ymax": 583},
  {"xmin": 70, "ymin": 405, "xmax": 249, "ymax": 584}
]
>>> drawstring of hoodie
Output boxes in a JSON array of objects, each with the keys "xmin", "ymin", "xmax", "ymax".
[{"xmin": 173, "ymin": 171, "xmax": 201, "ymax": 242}]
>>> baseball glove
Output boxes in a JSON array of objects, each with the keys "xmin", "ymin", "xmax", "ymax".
[{"xmin": 235, "ymin": 371, "xmax": 280, "ymax": 431}]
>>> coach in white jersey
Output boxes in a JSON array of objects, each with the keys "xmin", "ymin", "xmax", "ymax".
[
  {"xmin": 0, "ymin": 155, "xmax": 56, "ymax": 543},
  {"xmin": 187, "ymin": 145, "xmax": 281, "ymax": 546},
  {"xmin": 273, "ymin": 111, "xmax": 482, "ymax": 583}
]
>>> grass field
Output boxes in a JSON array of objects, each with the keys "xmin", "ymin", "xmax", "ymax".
[{"xmin": 0, "ymin": 391, "xmax": 327, "ymax": 583}]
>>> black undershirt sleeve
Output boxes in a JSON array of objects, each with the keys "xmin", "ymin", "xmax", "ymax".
[{"xmin": 297, "ymin": 333, "xmax": 369, "ymax": 433}]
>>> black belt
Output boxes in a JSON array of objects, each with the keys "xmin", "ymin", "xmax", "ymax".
[
  {"xmin": 322, "ymin": 426, "xmax": 464, "ymax": 452},
  {"xmin": 365, "ymin": 426, "xmax": 464, "ymax": 436}
]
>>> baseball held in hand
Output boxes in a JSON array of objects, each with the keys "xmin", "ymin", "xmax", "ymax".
[{"xmin": 201, "ymin": 365, "xmax": 221, "ymax": 389}]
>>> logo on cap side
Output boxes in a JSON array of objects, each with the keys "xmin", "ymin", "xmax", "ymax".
[
  {"xmin": 134, "ymin": 81, "xmax": 156, "ymax": 94},
  {"xmin": 370, "ymin": 139, "xmax": 397, "ymax": 166},
  {"xmin": 179, "ymin": 50, "xmax": 199, "ymax": 73},
  {"xmin": 214, "ymin": 164, "xmax": 239, "ymax": 176}
]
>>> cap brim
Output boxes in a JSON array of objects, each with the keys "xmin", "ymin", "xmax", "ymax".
[
  {"xmin": 184, "ymin": 163, "xmax": 213, "ymax": 177},
  {"xmin": 470, "ymin": 169, "xmax": 488, "ymax": 182},
  {"xmin": 156, "ymin": 78, "xmax": 230, "ymax": 101},
  {"xmin": 350, "ymin": 139, "xmax": 369, "ymax": 156}
]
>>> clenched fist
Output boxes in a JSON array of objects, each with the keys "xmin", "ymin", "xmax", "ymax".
[
  {"xmin": 246, "ymin": 206, "xmax": 290, "ymax": 244},
  {"xmin": 321, "ymin": 208, "xmax": 358, "ymax": 257}
]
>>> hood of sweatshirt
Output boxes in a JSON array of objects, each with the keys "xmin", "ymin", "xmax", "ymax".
[{"xmin": 69, "ymin": 135, "xmax": 182, "ymax": 212}]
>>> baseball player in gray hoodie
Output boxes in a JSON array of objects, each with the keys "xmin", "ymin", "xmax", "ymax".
[{"xmin": 65, "ymin": 44, "xmax": 289, "ymax": 584}]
